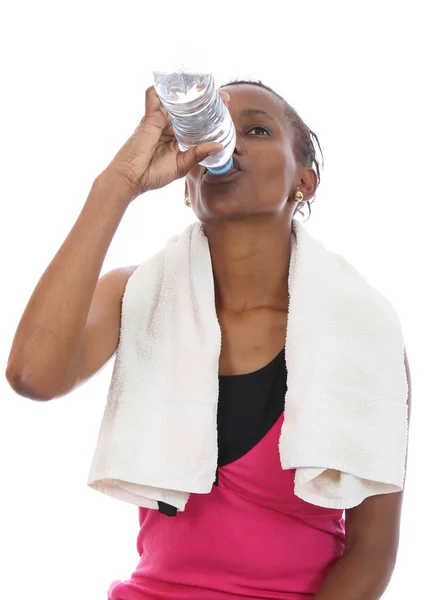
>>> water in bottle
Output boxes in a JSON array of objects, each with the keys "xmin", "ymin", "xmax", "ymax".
[{"xmin": 153, "ymin": 70, "xmax": 236, "ymax": 175}]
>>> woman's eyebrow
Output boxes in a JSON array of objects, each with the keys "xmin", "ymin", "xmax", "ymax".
[{"xmin": 240, "ymin": 108, "xmax": 278, "ymax": 124}]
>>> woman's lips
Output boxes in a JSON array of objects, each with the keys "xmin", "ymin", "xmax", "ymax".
[{"xmin": 202, "ymin": 167, "xmax": 242, "ymax": 184}]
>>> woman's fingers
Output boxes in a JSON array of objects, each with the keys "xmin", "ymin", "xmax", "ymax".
[
  {"xmin": 162, "ymin": 123, "xmax": 175, "ymax": 138},
  {"xmin": 219, "ymin": 91, "xmax": 230, "ymax": 107},
  {"xmin": 177, "ymin": 142, "xmax": 224, "ymax": 177},
  {"xmin": 144, "ymin": 85, "xmax": 162, "ymax": 115}
]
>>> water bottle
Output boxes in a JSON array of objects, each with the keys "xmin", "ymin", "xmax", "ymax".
[{"xmin": 153, "ymin": 69, "xmax": 236, "ymax": 175}]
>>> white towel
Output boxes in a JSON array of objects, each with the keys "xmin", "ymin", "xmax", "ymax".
[{"xmin": 87, "ymin": 219, "xmax": 409, "ymax": 511}]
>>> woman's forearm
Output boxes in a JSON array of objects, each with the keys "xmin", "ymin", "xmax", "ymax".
[{"xmin": 313, "ymin": 546, "xmax": 395, "ymax": 600}]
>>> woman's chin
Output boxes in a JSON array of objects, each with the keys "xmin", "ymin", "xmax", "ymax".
[
  {"xmin": 197, "ymin": 196, "xmax": 250, "ymax": 222},
  {"xmin": 199, "ymin": 181, "xmax": 246, "ymax": 210}
]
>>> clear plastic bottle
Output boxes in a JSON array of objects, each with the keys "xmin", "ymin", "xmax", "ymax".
[{"xmin": 153, "ymin": 69, "xmax": 236, "ymax": 175}]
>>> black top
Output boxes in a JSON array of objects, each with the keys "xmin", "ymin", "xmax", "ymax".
[
  {"xmin": 217, "ymin": 346, "xmax": 287, "ymax": 468},
  {"xmin": 158, "ymin": 346, "xmax": 288, "ymax": 516}
]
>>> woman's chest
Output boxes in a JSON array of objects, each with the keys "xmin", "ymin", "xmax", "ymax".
[{"xmin": 217, "ymin": 307, "xmax": 288, "ymax": 376}]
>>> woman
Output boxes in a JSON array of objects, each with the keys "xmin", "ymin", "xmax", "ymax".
[{"xmin": 6, "ymin": 81, "xmax": 411, "ymax": 600}]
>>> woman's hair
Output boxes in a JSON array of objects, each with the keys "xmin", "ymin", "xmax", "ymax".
[{"xmin": 222, "ymin": 80, "xmax": 323, "ymax": 222}]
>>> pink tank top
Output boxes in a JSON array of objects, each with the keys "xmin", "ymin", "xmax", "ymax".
[{"xmin": 108, "ymin": 348, "xmax": 346, "ymax": 599}]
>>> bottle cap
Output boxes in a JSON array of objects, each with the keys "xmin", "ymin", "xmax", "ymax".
[{"xmin": 207, "ymin": 156, "xmax": 234, "ymax": 175}]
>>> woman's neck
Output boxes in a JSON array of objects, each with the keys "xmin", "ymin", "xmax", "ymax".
[{"xmin": 204, "ymin": 216, "xmax": 293, "ymax": 313}]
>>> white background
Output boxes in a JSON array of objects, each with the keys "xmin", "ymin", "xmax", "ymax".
[{"xmin": 1, "ymin": 1, "xmax": 424, "ymax": 598}]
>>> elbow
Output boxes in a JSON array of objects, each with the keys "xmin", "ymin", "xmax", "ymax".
[{"xmin": 5, "ymin": 364, "xmax": 56, "ymax": 401}]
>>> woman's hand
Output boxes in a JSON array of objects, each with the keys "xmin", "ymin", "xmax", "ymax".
[{"xmin": 104, "ymin": 86, "xmax": 227, "ymax": 199}]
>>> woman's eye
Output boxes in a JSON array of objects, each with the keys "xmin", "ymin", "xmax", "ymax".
[{"xmin": 247, "ymin": 126, "xmax": 271, "ymax": 136}]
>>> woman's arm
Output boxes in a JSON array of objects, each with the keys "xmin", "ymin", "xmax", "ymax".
[
  {"xmin": 6, "ymin": 86, "xmax": 223, "ymax": 401},
  {"xmin": 312, "ymin": 540, "xmax": 397, "ymax": 600},
  {"xmin": 313, "ymin": 351, "xmax": 412, "ymax": 600},
  {"xmin": 5, "ymin": 174, "xmax": 133, "ymax": 400}
]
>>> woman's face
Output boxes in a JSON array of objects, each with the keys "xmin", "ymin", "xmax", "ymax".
[{"xmin": 185, "ymin": 84, "xmax": 302, "ymax": 222}]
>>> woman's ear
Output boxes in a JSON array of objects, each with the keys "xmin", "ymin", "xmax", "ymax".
[{"xmin": 300, "ymin": 169, "xmax": 318, "ymax": 201}]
